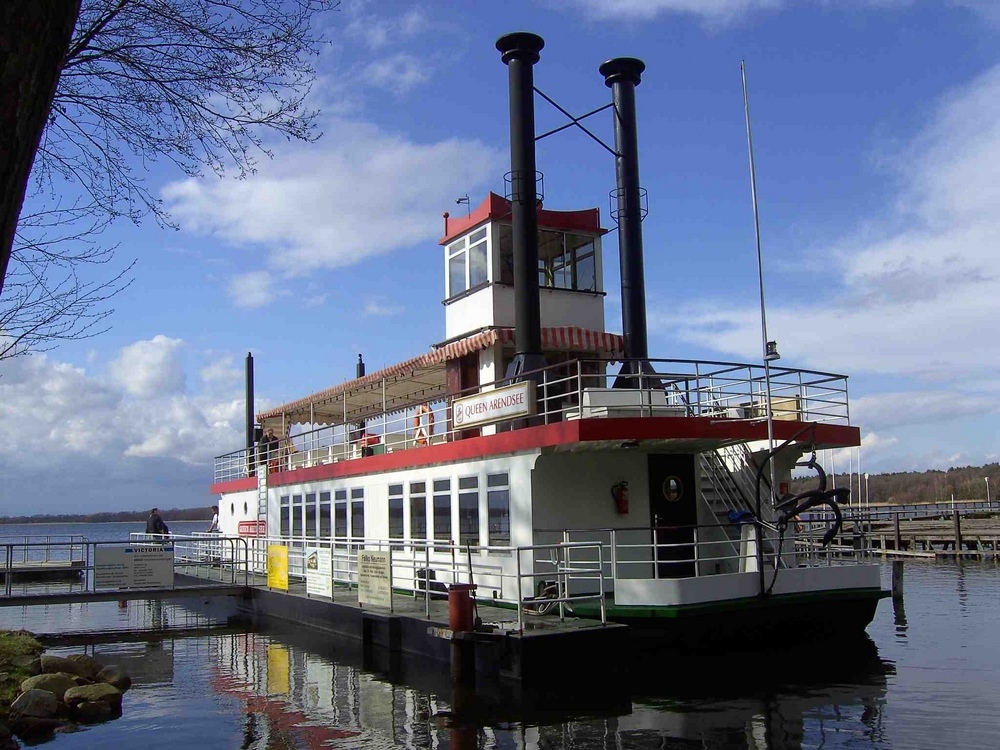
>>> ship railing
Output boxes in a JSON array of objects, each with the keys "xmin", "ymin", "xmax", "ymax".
[
  {"xmin": 0, "ymin": 534, "xmax": 87, "ymax": 565},
  {"xmin": 538, "ymin": 519, "xmax": 869, "ymax": 598},
  {"xmin": 214, "ymin": 357, "xmax": 851, "ymax": 484},
  {"xmin": 3, "ymin": 536, "xmax": 250, "ymax": 598},
  {"xmin": 219, "ymin": 534, "xmax": 606, "ymax": 624}
]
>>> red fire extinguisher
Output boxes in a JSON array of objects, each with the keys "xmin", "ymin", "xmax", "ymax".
[{"xmin": 611, "ymin": 481, "xmax": 629, "ymax": 515}]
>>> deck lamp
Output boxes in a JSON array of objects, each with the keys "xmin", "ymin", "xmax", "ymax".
[{"xmin": 764, "ymin": 341, "xmax": 780, "ymax": 362}]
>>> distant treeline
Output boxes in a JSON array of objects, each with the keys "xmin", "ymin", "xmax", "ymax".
[
  {"xmin": 0, "ymin": 506, "xmax": 213, "ymax": 525},
  {"xmin": 790, "ymin": 462, "xmax": 1000, "ymax": 505}
]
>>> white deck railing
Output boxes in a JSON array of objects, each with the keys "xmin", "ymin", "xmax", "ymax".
[{"xmin": 214, "ymin": 357, "xmax": 851, "ymax": 483}]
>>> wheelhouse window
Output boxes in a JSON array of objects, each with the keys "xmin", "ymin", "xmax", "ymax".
[
  {"xmin": 446, "ymin": 227, "xmax": 489, "ymax": 298},
  {"xmin": 409, "ymin": 481, "xmax": 427, "ymax": 543},
  {"xmin": 389, "ymin": 483, "xmax": 404, "ymax": 548},
  {"xmin": 433, "ymin": 479, "xmax": 452, "ymax": 550},
  {"xmin": 458, "ymin": 476, "xmax": 479, "ymax": 550},
  {"xmin": 487, "ymin": 473, "xmax": 511, "ymax": 548},
  {"xmin": 498, "ymin": 224, "xmax": 596, "ymax": 292}
]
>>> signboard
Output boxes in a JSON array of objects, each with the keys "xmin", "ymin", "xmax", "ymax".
[
  {"xmin": 94, "ymin": 545, "xmax": 174, "ymax": 590},
  {"xmin": 238, "ymin": 520, "xmax": 267, "ymax": 537},
  {"xmin": 358, "ymin": 550, "xmax": 392, "ymax": 608},
  {"xmin": 304, "ymin": 547, "xmax": 332, "ymax": 598},
  {"xmin": 266, "ymin": 544, "xmax": 288, "ymax": 590},
  {"xmin": 452, "ymin": 381, "xmax": 535, "ymax": 430}
]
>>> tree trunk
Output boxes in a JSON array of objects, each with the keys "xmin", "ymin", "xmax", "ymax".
[{"xmin": 0, "ymin": 0, "xmax": 81, "ymax": 298}]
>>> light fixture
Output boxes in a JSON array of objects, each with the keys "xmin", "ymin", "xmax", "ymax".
[{"xmin": 764, "ymin": 340, "xmax": 780, "ymax": 362}]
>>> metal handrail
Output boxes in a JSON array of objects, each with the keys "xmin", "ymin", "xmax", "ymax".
[{"xmin": 214, "ymin": 356, "xmax": 851, "ymax": 483}]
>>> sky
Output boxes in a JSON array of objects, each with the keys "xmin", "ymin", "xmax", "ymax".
[{"xmin": 2, "ymin": 0, "xmax": 998, "ymax": 513}]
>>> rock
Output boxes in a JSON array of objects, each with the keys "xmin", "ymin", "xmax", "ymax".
[
  {"xmin": 64, "ymin": 682, "xmax": 122, "ymax": 711},
  {"xmin": 11, "ymin": 655, "xmax": 41, "ymax": 675},
  {"xmin": 54, "ymin": 723, "xmax": 83, "ymax": 734},
  {"xmin": 66, "ymin": 654, "xmax": 102, "ymax": 680},
  {"xmin": 0, "ymin": 725, "xmax": 18, "ymax": 750},
  {"xmin": 96, "ymin": 664, "xmax": 132, "ymax": 691},
  {"xmin": 10, "ymin": 688, "xmax": 59, "ymax": 718},
  {"xmin": 11, "ymin": 715, "xmax": 63, "ymax": 739},
  {"xmin": 40, "ymin": 654, "xmax": 88, "ymax": 678},
  {"xmin": 20, "ymin": 671, "xmax": 78, "ymax": 700},
  {"xmin": 75, "ymin": 700, "xmax": 114, "ymax": 723}
]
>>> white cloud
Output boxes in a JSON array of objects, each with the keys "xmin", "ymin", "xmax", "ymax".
[
  {"xmin": 228, "ymin": 271, "xmax": 276, "ymax": 309},
  {"xmin": 162, "ymin": 118, "xmax": 501, "ymax": 277},
  {"xmin": 200, "ymin": 355, "xmax": 242, "ymax": 387},
  {"xmin": 108, "ymin": 335, "xmax": 185, "ymax": 398},
  {"xmin": 363, "ymin": 53, "xmax": 430, "ymax": 94},
  {"xmin": 652, "ymin": 64, "xmax": 1000, "ymax": 384},
  {"xmin": 362, "ymin": 300, "xmax": 403, "ymax": 318},
  {"xmin": 346, "ymin": 6, "xmax": 431, "ymax": 50}
]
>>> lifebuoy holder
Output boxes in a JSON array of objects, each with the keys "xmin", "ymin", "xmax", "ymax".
[{"xmin": 413, "ymin": 404, "xmax": 434, "ymax": 446}]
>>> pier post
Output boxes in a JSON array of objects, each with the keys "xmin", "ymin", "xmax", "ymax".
[
  {"xmin": 894, "ymin": 512, "xmax": 902, "ymax": 551},
  {"xmin": 953, "ymin": 509, "xmax": 963, "ymax": 554},
  {"xmin": 891, "ymin": 560, "xmax": 904, "ymax": 599}
]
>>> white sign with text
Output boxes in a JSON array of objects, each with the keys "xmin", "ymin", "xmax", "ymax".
[
  {"xmin": 452, "ymin": 381, "xmax": 535, "ymax": 429},
  {"xmin": 358, "ymin": 550, "xmax": 392, "ymax": 608},
  {"xmin": 304, "ymin": 547, "xmax": 332, "ymax": 598},
  {"xmin": 94, "ymin": 545, "xmax": 174, "ymax": 589}
]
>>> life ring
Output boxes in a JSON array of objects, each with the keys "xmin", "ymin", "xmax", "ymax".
[{"xmin": 413, "ymin": 404, "xmax": 434, "ymax": 446}]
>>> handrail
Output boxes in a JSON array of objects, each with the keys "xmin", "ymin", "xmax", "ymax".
[{"xmin": 214, "ymin": 356, "xmax": 851, "ymax": 483}]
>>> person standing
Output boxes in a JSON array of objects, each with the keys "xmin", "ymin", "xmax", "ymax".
[
  {"xmin": 207, "ymin": 505, "xmax": 220, "ymax": 533},
  {"xmin": 146, "ymin": 508, "xmax": 169, "ymax": 536}
]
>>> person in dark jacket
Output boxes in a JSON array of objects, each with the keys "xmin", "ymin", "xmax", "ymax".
[{"xmin": 146, "ymin": 508, "xmax": 169, "ymax": 536}]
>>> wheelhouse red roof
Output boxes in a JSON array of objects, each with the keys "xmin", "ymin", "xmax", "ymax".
[{"xmin": 439, "ymin": 192, "xmax": 608, "ymax": 245}]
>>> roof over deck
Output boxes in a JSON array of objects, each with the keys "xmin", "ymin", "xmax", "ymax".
[{"xmin": 256, "ymin": 326, "xmax": 623, "ymax": 427}]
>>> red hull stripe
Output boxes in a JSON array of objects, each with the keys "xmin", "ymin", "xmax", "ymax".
[{"xmin": 211, "ymin": 418, "xmax": 860, "ymax": 495}]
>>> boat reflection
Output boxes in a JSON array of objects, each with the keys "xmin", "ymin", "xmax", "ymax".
[{"xmin": 206, "ymin": 622, "xmax": 893, "ymax": 750}]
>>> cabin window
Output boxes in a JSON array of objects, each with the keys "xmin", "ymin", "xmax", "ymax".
[
  {"xmin": 498, "ymin": 223, "xmax": 596, "ymax": 292},
  {"xmin": 334, "ymin": 489, "xmax": 348, "ymax": 546},
  {"xmin": 409, "ymin": 481, "xmax": 427, "ymax": 542},
  {"xmin": 280, "ymin": 495, "xmax": 290, "ymax": 537},
  {"xmin": 305, "ymin": 492, "xmax": 317, "ymax": 537},
  {"xmin": 388, "ymin": 484, "xmax": 404, "ymax": 549},
  {"xmin": 487, "ymin": 473, "xmax": 511, "ymax": 548},
  {"xmin": 319, "ymin": 491, "xmax": 331, "ymax": 537},
  {"xmin": 458, "ymin": 476, "xmax": 479, "ymax": 550},
  {"xmin": 351, "ymin": 487, "xmax": 365, "ymax": 542},
  {"xmin": 291, "ymin": 494, "xmax": 303, "ymax": 537},
  {"xmin": 446, "ymin": 227, "xmax": 489, "ymax": 298},
  {"xmin": 433, "ymin": 479, "xmax": 452, "ymax": 550}
]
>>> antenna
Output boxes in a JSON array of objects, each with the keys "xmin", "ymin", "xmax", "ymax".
[
  {"xmin": 741, "ymin": 59, "xmax": 778, "ymax": 502},
  {"xmin": 455, "ymin": 194, "xmax": 470, "ymax": 216}
]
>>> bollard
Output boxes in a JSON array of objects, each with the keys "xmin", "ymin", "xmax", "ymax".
[
  {"xmin": 894, "ymin": 512, "xmax": 902, "ymax": 551},
  {"xmin": 891, "ymin": 560, "xmax": 904, "ymax": 599},
  {"xmin": 953, "ymin": 509, "xmax": 963, "ymax": 554},
  {"xmin": 448, "ymin": 583, "xmax": 476, "ymax": 633}
]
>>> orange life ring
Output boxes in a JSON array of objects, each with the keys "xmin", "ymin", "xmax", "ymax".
[{"xmin": 413, "ymin": 404, "xmax": 434, "ymax": 446}]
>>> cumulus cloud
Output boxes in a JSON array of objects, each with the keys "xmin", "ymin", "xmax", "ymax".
[
  {"xmin": 108, "ymin": 335, "xmax": 185, "ymax": 397},
  {"xmin": 363, "ymin": 53, "xmax": 430, "ymax": 94},
  {"xmin": 162, "ymin": 119, "xmax": 501, "ymax": 279}
]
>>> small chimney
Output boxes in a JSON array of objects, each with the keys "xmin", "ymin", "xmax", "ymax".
[
  {"xmin": 497, "ymin": 32, "xmax": 546, "ymax": 379},
  {"xmin": 356, "ymin": 353, "xmax": 366, "ymax": 379},
  {"xmin": 601, "ymin": 57, "xmax": 650, "ymax": 372}
]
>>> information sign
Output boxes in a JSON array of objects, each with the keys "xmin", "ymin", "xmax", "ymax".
[
  {"xmin": 238, "ymin": 520, "xmax": 266, "ymax": 537},
  {"xmin": 304, "ymin": 547, "xmax": 332, "ymax": 598},
  {"xmin": 266, "ymin": 544, "xmax": 289, "ymax": 590},
  {"xmin": 452, "ymin": 381, "xmax": 535, "ymax": 429},
  {"xmin": 94, "ymin": 545, "xmax": 174, "ymax": 590},
  {"xmin": 358, "ymin": 550, "xmax": 392, "ymax": 608}
]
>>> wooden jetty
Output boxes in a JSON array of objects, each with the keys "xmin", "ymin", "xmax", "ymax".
[{"xmin": 0, "ymin": 559, "xmax": 85, "ymax": 582}]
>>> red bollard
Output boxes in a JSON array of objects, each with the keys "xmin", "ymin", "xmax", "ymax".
[{"xmin": 448, "ymin": 583, "xmax": 476, "ymax": 633}]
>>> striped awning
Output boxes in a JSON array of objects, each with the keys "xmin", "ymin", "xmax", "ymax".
[{"xmin": 257, "ymin": 326, "xmax": 622, "ymax": 427}]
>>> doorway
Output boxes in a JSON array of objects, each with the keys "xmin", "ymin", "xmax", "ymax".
[{"xmin": 648, "ymin": 454, "xmax": 697, "ymax": 578}]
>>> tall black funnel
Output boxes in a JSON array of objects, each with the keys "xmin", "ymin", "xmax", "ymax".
[
  {"xmin": 601, "ymin": 57, "xmax": 651, "ymax": 375},
  {"xmin": 245, "ymin": 351, "xmax": 255, "ymax": 452},
  {"xmin": 497, "ymin": 32, "xmax": 546, "ymax": 380}
]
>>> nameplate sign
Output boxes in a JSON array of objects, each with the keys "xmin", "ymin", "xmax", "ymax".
[
  {"xmin": 358, "ymin": 550, "xmax": 392, "ymax": 608},
  {"xmin": 94, "ymin": 545, "xmax": 174, "ymax": 590},
  {"xmin": 238, "ymin": 520, "xmax": 266, "ymax": 537},
  {"xmin": 452, "ymin": 381, "xmax": 536, "ymax": 429}
]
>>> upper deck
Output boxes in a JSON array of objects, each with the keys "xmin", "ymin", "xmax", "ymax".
[{"xmin": 212, "ymin": 351, "xmax": 858, "ymax": 491}]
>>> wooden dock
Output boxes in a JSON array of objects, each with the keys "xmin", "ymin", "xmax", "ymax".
[{"xmin": 0, "ymin": 559, "xmax": 85, "ymax": 581}]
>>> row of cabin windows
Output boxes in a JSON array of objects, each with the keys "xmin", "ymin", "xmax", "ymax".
[
  {"xmin": 446, "ymin": 224, "xmax": 597, "ymax": 299},
  {"xmin": 279, "ymin": 472, "xmax": 510, "ymax": 549}
]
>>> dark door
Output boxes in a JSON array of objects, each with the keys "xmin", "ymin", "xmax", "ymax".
[{"xmin": 648, "ymin": 454, "xmax": 697, "ymax": 578}]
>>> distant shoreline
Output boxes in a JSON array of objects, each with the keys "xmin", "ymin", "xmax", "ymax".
[{"xmin": 0, "ymin": 519, "xmax": 204, "ymax": 526}]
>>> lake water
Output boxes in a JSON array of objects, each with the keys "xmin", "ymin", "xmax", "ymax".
[{"xmin": 1, "ymin": 523, "xmax": 999, "ymax": 749}]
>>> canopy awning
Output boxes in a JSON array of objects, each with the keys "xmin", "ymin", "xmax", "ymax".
[{"xmin": 257, "ymin": 326, "xmax": 623, "ymax": 427}]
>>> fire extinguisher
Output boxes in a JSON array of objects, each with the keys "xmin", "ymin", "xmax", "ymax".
[{"xmin": 611, "ymin": 481, "xmax": 629, "ymax": 515}]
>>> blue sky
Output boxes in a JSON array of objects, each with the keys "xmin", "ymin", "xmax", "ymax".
[{"xmin": 2, "ymin": 0, "xmax": 998, "ymax": 513}]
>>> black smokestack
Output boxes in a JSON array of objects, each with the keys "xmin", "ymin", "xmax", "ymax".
[
  {"xmin": 601, "ymin": 57, "xmax": 649, "ymax": 368},
  {"xmin": 497, "ymin": 32, "xmax": 546, "ymax": 379},
  {"xmin": 356, "ymin": 353, "xmax": 365, "ymax": 379},
  {"xmin": 245, "ymin": 351, "xmax": 255, "ymax": 452}
]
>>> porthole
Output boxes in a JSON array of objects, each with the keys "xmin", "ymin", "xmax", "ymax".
[
  {"xmin": 230, "ymin": 502, "xmax": 235, "ymax": 515},
  {"xmin": 662, "ymin": 476, "xmax": 683, "ymax": 502},
  {"xmin": 244, "ymin": 501, "xmax": 248, "ymax": 515}
]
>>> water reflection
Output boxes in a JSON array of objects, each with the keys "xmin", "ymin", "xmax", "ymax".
[
  {"xmin": 892, "ymin": 595, "xmax": 908, "ymax": 642},
  {"xmin": 198, "ymin": 622, "xmax": 893, "ymax": 750}
]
